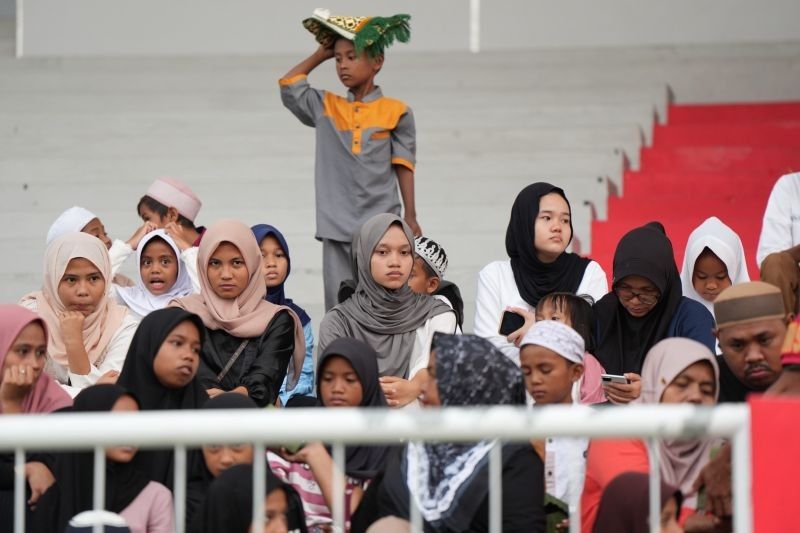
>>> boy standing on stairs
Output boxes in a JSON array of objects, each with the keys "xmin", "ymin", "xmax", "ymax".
[{"xmin": 279, "ymin": 9, "xmax": 420, "ymax": 311}]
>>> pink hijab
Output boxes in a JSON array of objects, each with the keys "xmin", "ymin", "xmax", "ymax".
[
  {"xmin": 639, "ymin": 337, "xmax": 721, "ymax": 506},
  {"xmin": 170, "ymin": 219, "xmax": 305, "ymax": 387},
  {"xmin": 20, "ymin": 232, "xmax": 128, "ymax": 367},
  {"xmin": 0, "ymin": 304, "xmax": 72, "ymax": 414}
]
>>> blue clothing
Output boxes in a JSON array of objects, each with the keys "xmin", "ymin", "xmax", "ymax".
[
  {"xmin": 666, "ymin": 297, "xmax": 716, "ymax": 354},
  {"xmin": 279, "ymin": 321, "xmax": 316, "ymax": 404}
]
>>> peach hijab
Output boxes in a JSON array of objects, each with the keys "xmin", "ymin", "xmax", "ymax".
[
  {"xmin": 170, "ymin": 220, "xmax": 305, "ymax": 388},
  {"xmin": 19, "ymin": 232, "xmax": 127, "ymax": 367}
]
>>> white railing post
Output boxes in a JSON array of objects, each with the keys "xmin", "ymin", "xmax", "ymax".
[
  {"xmin": 732, "ymin": 412, "xmax": 752, "ymax": 533},
  {"xmin": 174, "ymin": 445, "xmax": 187, "ymax": 533},
  {"xmin": 252, "ymin": 443, "xmax": 266, "ymax": 533},
  {"xmin": 469, "ymin": 0, "xmax": 480, "ymax": 53},
  {"xmin": 409, "ymin": 442, "xmax": 422, "ymax": 532},
  {"xmin": 13, "ymin": 448, "xmax": 24, "ymax": 533},
  {"xmin": 92, "ymin": 446, "xmax": 106, "ymax": 533},
  {"xmin": 332, "ymin": 442, "xmax": 346, "ymax": 532},
  {"xmin": 647, "ymin": 438, "xmax": 661, "ymax": 533},
  {"xmin": 488, "ymin": 440, "xmax": 502, "ymax": 533}
]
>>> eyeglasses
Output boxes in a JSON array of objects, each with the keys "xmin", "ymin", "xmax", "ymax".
[{"xmin": 614, "ymin": 286, "xmax": 660, "ymax": 305}]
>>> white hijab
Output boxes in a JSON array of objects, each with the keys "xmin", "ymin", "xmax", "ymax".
[
  {"xmin": 680, "ymin": 217, "xmax": 751, "ymax": 315},
  {"xmin": 46, "ymin": 206, "xmax": 97, "ymax": 245},
  {"xmin": 115, "ymin": 230, "xmax": 193, "ymax": 319}
]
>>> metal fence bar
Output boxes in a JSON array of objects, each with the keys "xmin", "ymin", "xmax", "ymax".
[
  {"xmin": 332, "ymin": 442, "xmax": 346, "ymax": 532},
  {"xmin": 174, "ymin": 445, "xmax": 187, "ymax": 533},
  {"xmin": 92, "ymin": 446, "xmax": 106, "ymax": 533},
  {"xmin": 488, "ymin": 441, "xmax": 502, "ymax": 533},
  {"xmin": 409, "ymin": 442, "xmax": 422, "ymax": 532},
  {"xmin": 732, "ymin": 412, "xmax": 752, "ymax": 533},
  {"xmin": 469, "ymin": 0, "xmax": 481, "ymax": 53},
  {"xmin": 252, "ymin": 443, "xmax": 266, "ymax": 533},
  {"xmin": 647, "ymin": 438, "xmax": 661, "ymax": 533},
  {"xmin": 13, "ymin": 448, "xmax": 24, "ymax": 533}
]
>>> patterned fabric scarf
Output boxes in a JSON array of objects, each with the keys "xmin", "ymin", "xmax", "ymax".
[{"xmin": 406, "ymin": 333, "xmax": 526, "ymax": 529}]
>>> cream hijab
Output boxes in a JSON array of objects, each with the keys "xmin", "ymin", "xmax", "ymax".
[
  {"xmin": 20, "ymin": 232, "xmax": 128, "ymax": 367},
  {"xmin": 680, "ymin": 217, "xmax": 750, "ymax": 315},
  {"xmin": 639, "ymin": 337, "xmax": 721, "ymax": 507},
  {"xmin": 170, "ymin": 219, "xmax": 305, "ymax": 387}
]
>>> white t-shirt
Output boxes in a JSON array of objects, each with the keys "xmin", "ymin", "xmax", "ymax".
[
  {"xmin": 757, "ymin": 172, "xmax": 800, "ymax": 265},
  {"xmin": 474, "ymin": 259, "xmax": 608, "ymax": 365}
]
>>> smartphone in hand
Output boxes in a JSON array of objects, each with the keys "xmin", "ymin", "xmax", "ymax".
[
  {"xmin": 600, "ymin": 373, "xmax": 630, "ymax": 385},
  {"xmin": 499, "ymin": 310, "xmax": 525, "ymax": 336}
]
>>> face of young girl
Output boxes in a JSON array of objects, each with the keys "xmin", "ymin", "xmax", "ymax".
[
  {"xmin": 57, "ymin": 258, "xmax": 106, "ymax": 317},
  {"xmin": 106, "ymin": 394, "xmax": 139, "ymax": 463},
  {"xmin": 202, "ymin": 443, "xmax": 254, "ymax": 478},
  {"xmin": 262, "ymin": 489, "xmax": 290, "ymax": 533},
  {"xmin": 2, "ymin": 322, "xmax": 47, "ymax": 384},
  {"xmin": 660, "ymin": 361, "xmax": 716, "ymax": 405},
  {"xmin": 370, "ymin": 225, "xmax": 413, "ymax": 290},
  {"xmin": 519, "ymin": 345, "xmax": 582, "ymax": 405},
  {"xmin": 140, "ymin": 238, "xmax": 179, "ymax": 296},
  {"xmin": 319, "ymin": 356, "xmax": 363, "ymax": 407},
  {"xmin": 534, "ymin": 193, "xmax": 571, "ymax": 263},
  {"xmin": 80, "ymin": 217, "xmax": 112, "ymax": 250},
  {"xmin": 692, "ymin": 250, "xmax": 732, "ymax": 302},
  {"xmin": 207, "ymin": 242, "xmax": 249, "ymax": 300},
  {"xmin": 153, "ymin": 320, "xmax": 202, "ymax": 389},
  {"xmin": 259, "ymin": 236, "xmax": 289, "ymax": 290}
]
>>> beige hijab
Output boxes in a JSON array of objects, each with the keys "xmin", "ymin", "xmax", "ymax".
[
  {"xmin": 639, "ymin": 337, "xmax": 721, "ymax": 507},
  {"xmin": 20, "ymin": 232, "xmax": 128, "ymax": 367},
  {"xmin": 170, "ymin": 219, "xmax": 305, "ymax": 387}
]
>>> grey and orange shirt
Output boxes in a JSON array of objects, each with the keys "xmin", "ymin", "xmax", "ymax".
[{"xmin": 279, "ymin": 74, "xmax": 416, "ymax": 242}]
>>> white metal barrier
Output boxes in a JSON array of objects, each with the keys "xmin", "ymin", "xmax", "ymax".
[{"xmin": 0, "ymin": 404, "xmax": 751, "ymax": 533}]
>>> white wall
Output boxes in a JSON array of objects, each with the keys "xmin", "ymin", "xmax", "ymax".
[
  {"xmin": 0, "ymin": 0, "xmax": 14, "ymax": 17},
  {"xmin": 18, "ymin": 0, "xmax": 800, "ymax": 57}
]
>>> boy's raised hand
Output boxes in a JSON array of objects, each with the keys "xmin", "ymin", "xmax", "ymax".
[
  {"xmin": 164, "ymin": 222, "xmax": 193, "ymax": 251},
  {"xmin": 316, "ymin": 43, "xmax": 335, "ymax": 61},
  {"xmin": 126, "ymin": 221, "xmax": 157, "ymax": 250}
]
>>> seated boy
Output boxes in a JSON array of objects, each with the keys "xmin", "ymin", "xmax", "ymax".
[{"xmin": 408, "ymin": 236, "xmax": 464, "ymax": 329}]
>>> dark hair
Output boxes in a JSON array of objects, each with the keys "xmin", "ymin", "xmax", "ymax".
[
  {"xmin": 415, "ymin": 256, "xmax": 438, "ymax": 279},
  {"xmin": 140, "ymin": 235, "xmax": 176, "ymax": 257},
  {"xmin": 537, "ymin": 292, "xmax": 597, "ymax": 353},
  {"xmin": 137, "ymin": 195, "xmax": 196, "ymax": 230}
]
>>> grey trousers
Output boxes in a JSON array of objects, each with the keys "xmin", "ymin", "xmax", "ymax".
[{"xmin": 322, "ymin": 239, "xmax": 352, "ymax": 312}]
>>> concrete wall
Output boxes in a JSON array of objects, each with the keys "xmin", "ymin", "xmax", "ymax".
[
  {"xmin": 19, "ymin": 0, "xmax": 800, "ymax": 57},
  {"xmin": 0, "ymin": 0, "xmax": 14, "ymax": 17}
]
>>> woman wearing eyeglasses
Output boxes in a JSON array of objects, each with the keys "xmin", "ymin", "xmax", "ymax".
[{"xmin": 593, "ymin": 222, "xmax": 716, "ymax": 404}]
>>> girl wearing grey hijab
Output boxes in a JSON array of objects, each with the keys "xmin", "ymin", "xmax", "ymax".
[{"xmin": 318, "ymin": 214, "xmax": 456, "ymax": 408}]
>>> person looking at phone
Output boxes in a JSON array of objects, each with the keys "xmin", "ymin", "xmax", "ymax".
[
  {"xmin": 593, "ymin": 223, "xmax": 716, "ymax": 404},
  {"xmin": 474, "ymin": 183, "xmax": 608, "ymax": 365},
  {"xmin": 581, "ymin": 337, "xmax": 722, "ymax": 532}
]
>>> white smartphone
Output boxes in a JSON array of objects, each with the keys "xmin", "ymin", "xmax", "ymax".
[{"xmin": 600, "ymin": 373, "xmax": 630, "ymax": 384}]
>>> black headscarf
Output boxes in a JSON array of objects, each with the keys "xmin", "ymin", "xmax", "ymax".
[
  {"xmin": 403, "ymin": 333, "xmax": 527, "ymax": 531},
  {"xmin": 593, "ymin": 472, "xmax": 682, "ymax": 533},
  {"xmin": 196, "ymin": 463, "xmax": 307, "ymax": 533},
  {"xmin": 29, "ymin": 385, "xmax": 151, "ymax": 533},
  {"xmin": 505, "ymin": 182, "xmax": 591, "ymax": 308},
  {"xmin": 116, "ymin": 307, "xmax": 209, "ymax": 488},
  {"xmin": 594, "ymin": 222, "xmax": 684, "ymax": 375},
  {"xmin": 317, "ymin": 338, "xmax": 392, "ymax": 479}
]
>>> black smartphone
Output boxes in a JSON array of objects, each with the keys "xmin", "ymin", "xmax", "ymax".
[{"xmin": 498, "ymin": 310, "xmax": 525, "ymax": 336}]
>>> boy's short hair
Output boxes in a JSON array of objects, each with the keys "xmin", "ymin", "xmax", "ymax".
[
  {"xmin": 537, "ymin": 292, "xmax": 596, "ymax": 354},
  {"xmin": 415, "ymin": 236, "xmax": 448, "ymax": 279},
  {"xmin": 137, "ymin": 195, "xmax": 197, "ymax": 230}
]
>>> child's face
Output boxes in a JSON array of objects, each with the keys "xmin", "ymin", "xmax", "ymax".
[
  {"xmin": 80, "ymin": 217, "xmax": 112, "ymax": 250},
  {"xmin": 692, "ymin": 251, "xmax": 732, "ymax": 302},
  {"xmin": 153, "ymin": 320, "xmax": 202, "ymax": 389},
  {"xmin": 520, "ymin": 345, "xmax": 582, "ymax": 405},
  {"xmin": 140, "ymin": 238, "xmax": 179, "ymax": 296},
  {"xmin": 334, "ymin": 38, "xmax": 383, "ymax": 90},
  {"xmin": 660, "ymin": 361, "xmax": 716, "ymax": 406},
  {"xmin": 319, "ymin": 356, "xmax": 363, "ymax": 407},
  {"xmin": 370, "ymin": 225, "xmax": 413, "ymax": 290},
  {"xmin": 408, "ymin": 257, "xmax": 440, "ymax": 295},
  {"xmin": 263, "ymin": 489, "xmax": 290, "ymax": 533},
  {"xmin": 207, "ymin": 242, "xmax": 249, "ymax": 300},
  {"xmin": 105, "ymin": 394, "xmax": 139, "ymax": 463},
  {"xmin": 533, "ymin": 193, "xmax": 571, "ymax": 263},
  {"xmin": 2, "ymin": 321, "xmax": 47, "ymax": 384},
  {"xmin": 138, "ymin": 204, "xmax": 167, "ymax": 228},
  {"xmin": 259, "ymin": 235, "xmax": 289, "ymax": 290},
  {"xmin": 535, "ymin": 300, "xmax": 568, "ymax": 323},
  {"xmin": 57, "ymin": 258, "xmax": 106, "ymax": 317},
  {"xmin": 202, "ymin": 443, "xmax": 254, "ymax": 478}
]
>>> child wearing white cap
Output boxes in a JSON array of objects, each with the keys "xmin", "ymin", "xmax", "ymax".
[
  {"xmin": 520, "ymin": 320, "xmax": 590, "ymax": 526},
  {"xmin": 408, "ymin": 236, "xmax": 464, "ymax": 330}
]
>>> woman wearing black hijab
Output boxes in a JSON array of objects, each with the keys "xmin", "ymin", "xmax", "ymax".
[
  {"xmin": 474, "ymin": 182, "xmax": 608, "ymax": 364},
  {"xmin": 594, "ymin": 222, "xmax": 716, "ymax": 403},
  {"xmin": 29, "ymin": 384, "xmax": 174, "ymax": 533},
  {"xmin": 116, "ymin": 307, "xmax": 209, "ymax": 522}
]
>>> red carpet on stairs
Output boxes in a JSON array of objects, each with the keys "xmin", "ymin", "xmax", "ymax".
[{"xmin": 591, "ymin": 102, "xmax": 800, "ymax": 283}]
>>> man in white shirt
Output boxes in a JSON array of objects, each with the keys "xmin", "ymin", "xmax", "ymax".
[{"xmin": 757, "ymin": 172, "xmax": 800, "ymax": 315}]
